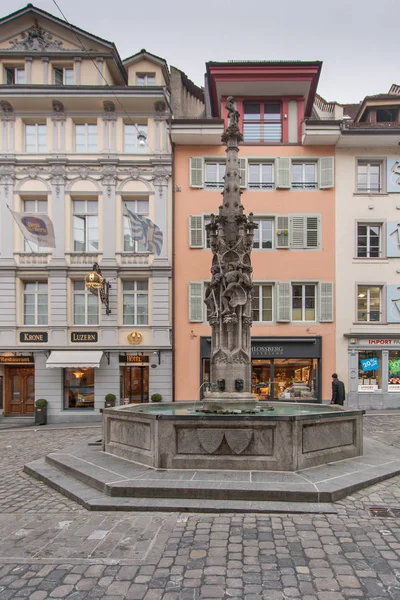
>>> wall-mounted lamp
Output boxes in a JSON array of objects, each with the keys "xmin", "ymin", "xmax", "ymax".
[
  {"xmin": 150, "ymin": 350, "xmax": 161, "ymax": 369},
  {"xmin": 368, "ymin": 204, "xmax": 374, "ymax": 210},
  {"xmin": 137, "ymin": 130, "xmax": 147, "ymax": 147}
]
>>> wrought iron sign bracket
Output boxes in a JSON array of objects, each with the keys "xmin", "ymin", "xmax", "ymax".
[{"xmin": 85, "ymin": 263, "xmax": 111, "ymax": 315}]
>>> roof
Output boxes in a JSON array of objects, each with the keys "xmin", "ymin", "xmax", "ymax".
[
  {"xmin": 0, "ymin": 3, "xmax": 127, "ymax": 83},
  {"xmin": 123, "ymin": 49, "xmax": 170, "ymax": 84},
  {"xmin": 207, "ymin": 60, "xmax": 322, "ymax": 67}
]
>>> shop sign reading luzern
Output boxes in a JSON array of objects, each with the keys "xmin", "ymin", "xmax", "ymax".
[
  {"xmin": 71, "ymin": 332, "xmax": 98, "ymax": 342},
  {"xmin": 19, "ymin": 332, "xmax": 48, "ymax": 343},
  {"xmin": 0, "ymin": 355, "xmax": 34, "ymax": 363}
]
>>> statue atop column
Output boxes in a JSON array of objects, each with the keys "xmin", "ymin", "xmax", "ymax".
[{"xmin": 203, "ymin": 97, "xmax": 258, "ymax": 411}]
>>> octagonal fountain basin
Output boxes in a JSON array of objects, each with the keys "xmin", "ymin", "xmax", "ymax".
[{"xmin": 102, "ymin": 402, "xmax": 364, "ymax": 472}]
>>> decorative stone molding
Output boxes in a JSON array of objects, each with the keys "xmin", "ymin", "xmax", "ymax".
[
  {"xmin": 103, "ymin": 101, "xmax": 116, "ymax": 113},
  {"xmin": 197, "ymin": 428, "xmax": 253, "ymax": 454},
  {"xmin": 0, "ymin": 164, "xmax": 15, "ymax": 197},
  {"xmin": 52, "ymin": 100, "xmax": 65, "ymax": 113},
  {"xmin": 6, "ymin": 20, "xmax": 64, "ymax": 52}
]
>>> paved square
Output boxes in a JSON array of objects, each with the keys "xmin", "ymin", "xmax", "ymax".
[{"xmin": 1, "ymin": 417, "xmax": 400, "ymax": 598}]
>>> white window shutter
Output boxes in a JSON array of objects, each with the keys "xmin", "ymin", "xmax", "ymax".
[
  {"xmin": 277, "ymin": 282, "xmax": 291, "ymax": 322},
  {"xmin": 277, "ymin": 157, "xmax": 291, "ymax": 189},
  {"xmin": 306, "ymin": 216, "xmax": 320, "ymax": 248},
  {"xmin": 276, "ymin": 216, "xmax": 290, "ymax": 248},
  {"xmin": 290, "ymin": 215, "xmax": 305, "ymax": 248},
  {"xmin": 239, "ymin": 158, "xmax": 247, "ymax": 188},
  {"xmin": 386, "ymin": 222, "xmax": 400, "ymax": 257},
  {"xmin": 189, "ymin": 157, "xmax": 204, "ymax": 188},
  {"xmin": 319, "ymin": 282, "xmax": 334, "ymax": 322},
  {"xmin": 188, "ymin": 282, "xmax": 204, "ymax": 322},
  {"xmin": 188, "ymin": 215, "xmax": 204, "ymax": 248},
  {"xmin": 319, "ymin": 157, "xmax": 334, "ymax": 189}
]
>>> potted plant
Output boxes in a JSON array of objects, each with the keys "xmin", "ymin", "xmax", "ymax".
[
  {"xmin": 151, "ymin": 393, "xmax": 162, "ymax": 403},
  {"xmin": 105, "ymin": 393, "xmax": 116, "ymax": 408},
  {"xmin": 35, "ymin": 399, "xmax": 48, "ymax": 425}
]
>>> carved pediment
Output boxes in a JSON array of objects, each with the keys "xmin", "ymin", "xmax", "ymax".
[{"xmin": 5, "ymin": 20, "xmax": 64, "ymax": 52}]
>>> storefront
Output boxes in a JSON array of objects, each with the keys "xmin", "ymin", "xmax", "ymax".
[
  {"xmin": 0, "ymin": 354, "xmax": 35, "ymax": 415},
  {"xmin": 346, "ymin": 335, "xmax": 400, "ymax": 409},
  {"xmin": 119, "ymin": 354, "xmax": 149, "ymax": 404},
  {"xmin": 200, "ymin": 336, "xmax": 322, "ymax": 402}
]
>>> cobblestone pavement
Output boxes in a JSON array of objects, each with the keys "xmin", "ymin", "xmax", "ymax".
[{"xmin": 1, "ymin": 418, "xmax": 400, "ymax": 599}]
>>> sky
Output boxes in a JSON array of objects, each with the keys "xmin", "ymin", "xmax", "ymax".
[{"xmin": 6, "ymin": 0, "xmax": 398, "ymax": 104}]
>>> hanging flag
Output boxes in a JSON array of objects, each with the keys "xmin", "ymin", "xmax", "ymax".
[
  {"xmin": 9, "ymin": 208, "xmax": 56, "ymax": 248},
  {"xmin": 125, "ymin": 208, "xmax": 163, "ymax": 256}
]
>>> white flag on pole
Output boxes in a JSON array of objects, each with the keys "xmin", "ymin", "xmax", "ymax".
[{"xmin": 9, "ymin": 209, "xmax": 56, "ymax": 248}]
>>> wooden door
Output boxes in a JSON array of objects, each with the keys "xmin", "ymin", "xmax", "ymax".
[{"xmin": 5, "ymin": 367, "xmax": 35, "ymax": 415}]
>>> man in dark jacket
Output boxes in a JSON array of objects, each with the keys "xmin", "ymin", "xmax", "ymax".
[{"xmin": 331, "ymin": 373, "xmax": 345, "ymax": 405}]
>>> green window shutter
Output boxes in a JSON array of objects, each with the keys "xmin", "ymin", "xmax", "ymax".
[
  {"xmin": 239, "ymin": 158, "xmax": 247, "ymax": 188},
  {"xmin": 290, "ymin": 215, "xmax": 305, "ymax": 248},
  {"xmin": 276, "ymin": 216, "xmax": 290, "ymax": 248},
  {"xmin": 188, "ymin": 282, "xmax": 204, "ymax": 322},
  {"xmin": 277, "ymin": 282, "xmax": 291, "ymax": 322},
  {"xmin": 319, "ymin": 157, "xmax": 334, "ymax": 189},
  {"xmin": 319, "ymin": 282, "xmax": 334, "ymax": 322},
  {"xmin": 188, "ymin": 215, "xmax": 204, "ymax": 248},
  {"xmin": 306, "ymin": 216, "xmax": 320, "ymax": 248},
  {"xmin": 276, "ymin": 157, "xmax": 291, "ymax": 189},
  {"xmin": 189, "ymin": 157, "xmax": 204, "ymax": 188}
]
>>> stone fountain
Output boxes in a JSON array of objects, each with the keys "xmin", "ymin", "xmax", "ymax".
[{"xmin": 101, "ymin": 98, "xmax": 364, "ymax": 472}]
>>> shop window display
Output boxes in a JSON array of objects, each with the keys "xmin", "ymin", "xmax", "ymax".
[
  {"xmin": 388, "ymin": 350, "xmax": 400, "ymax": 391},
  {"xmin": 358, "ymin": 351, "xmax": 381, "ymax": 391},
  {"xmin": 64, "ymin": 368, "xmax": 94, "ymax": 409}
]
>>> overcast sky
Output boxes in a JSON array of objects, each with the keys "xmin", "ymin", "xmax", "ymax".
[{"xmin": 10, "ymin": 0, "xmax": 398, "ymax": 104}]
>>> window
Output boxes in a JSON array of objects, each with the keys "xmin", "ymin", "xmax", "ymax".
[
  {"xmin": 123, "ymin": 280, "xmax": 149, "ymax": 325},
  {"xmin": 75, "ymin": 123, "xmax": 97, "ymax": 152},
  {"xmin": 377, "ymin": 108, "xmax": 397, "ymax": 123},
  {"xmin": 253, "ymin": 219, "xmax": 274, "ymax": 249},
  {"xmin": 124, "ymin": 123, "xmax": 148, "ymax": 152},
  {"xmin": 248, "ymin": 162, "xmax": 274, "ymax": 190},
  {"xmin": 73, "ymin": 200, "xmax": 98, "ymax": 252},
  {"xmin": 25, "ymin": 124, "xmax": 47, "ymax": 153},
  {"xmin": 123, "ymin": 199, "xmax": 149, "ymax": 252},
  {"xmin": 292, "ymin": 162, "xmax": 317, "ymax": 190},
  {"xmin": 388, "ymin": 350, "xmax": 400, "ymax": 390},
  {"xmin": 136, "ymin": 73, "xmax": 156, "ymax": 86},
  {"xmin": 357, "ymin": 285, "xmax": 381, "ymax": 322},
  {"xmin": 23, "ymin": 281, "xmax": 48, "ymax": 325},
  {"xmin": 358, "ymin": 351, "xmax": 381, "ymax": 391},
  {"xmin": 64, "ymin": 368, "xmax": 94, "ymax": 409},
  {"xmin": 5, "ymin": 67, "xmax": 24, "ymax": 84},
  {"xmin": 23, "ymin": 199, "xmax": 48, "ymax": 252},
  {"xmin": 205, "ymin": 162, "xmax": 226, "ymax": 189},
  {"xmin": 292, "ymin": 284, "xmax": 316, "ymax": 321},
  {"xmin": 252, "ymin": 284, "xmax": 273, "ymax": 322},
  {"xmin": 357, "ymin": 161, "xmax": 382, "ymax": 193},
  {"xmin": 357, "ymin": 224, "xmax": 382, "ymax": 258},
  {"xmin": 73, "ymin": 280, "xmax": 98, "ymax": 325},
  {"xmin": 54, "ymin": 67, "xmax": 74, "ymax": 85},
  {"xmin": 243, "ymin": 102, "xmax": 282, "ymax": 143}
]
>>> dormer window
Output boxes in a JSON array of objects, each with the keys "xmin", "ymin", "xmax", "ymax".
[
  {"xmin": 136, "ymin": 73, "xmax": 156, "ymax": 86},
  {"xmin": 5, "ymin": 66, "xmax": 25, "ymax": 85},
  {"xmin": 54, "ymin": 67, "xmax": 74, "ymax": 86},
  {"xmin": 243, "ymin": 102, "xmax": 282, "ymax": 143},
  {"xmin": 377, "ymin": 108, "xmax": 398, "ymax": 122}
]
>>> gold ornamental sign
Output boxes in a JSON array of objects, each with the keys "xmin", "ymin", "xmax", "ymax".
[{"xmin": 127, "ymin": 331, "xmax": 142, "ymax": 345}]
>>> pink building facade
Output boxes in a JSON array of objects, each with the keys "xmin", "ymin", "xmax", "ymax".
[{"xmin": 172, "ymin": 62, "xmax": 336, "ymax": 402}]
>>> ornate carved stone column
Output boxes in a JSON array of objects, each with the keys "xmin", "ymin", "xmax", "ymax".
[
  {"xmin": 100, "ymin": 162, "xmax": 118, "ymax": 266},
  {"xmin": 203, "ymin": 97, "xmax": 258, "ymax": 411},
  {"xmin": 0, "ymin": 163, "xmax": 15, "ymax": 264},
  {"xmin": 49, "ymin": 162, "xmax": 67, "ymax": 264}
]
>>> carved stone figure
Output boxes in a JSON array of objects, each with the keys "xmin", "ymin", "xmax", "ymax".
[{"xmin": 7, "ymin": 20, "xmax": 64, "ymax": 52}]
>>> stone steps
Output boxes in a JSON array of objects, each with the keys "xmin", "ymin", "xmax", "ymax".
[{"xmin": 24, "ymin": 458, "xmax": 337, "ymax": 514}]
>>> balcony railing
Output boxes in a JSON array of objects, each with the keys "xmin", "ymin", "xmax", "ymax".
[
  {"xmin": 291, "ymin": 182, "xmax": 318, "ymax": 190},
  {"xmin": 248, "ymin": 181, "xmax": 274, "ymax": 190}
]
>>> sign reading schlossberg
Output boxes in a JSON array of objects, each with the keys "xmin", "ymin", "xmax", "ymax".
[
  {"xmin": 71, "ymin": 332, "xmax": 98, "ymax": 343},
  {"xmin": 19, "ymin": 332, "xmax": 48, "ymax": 343}
]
